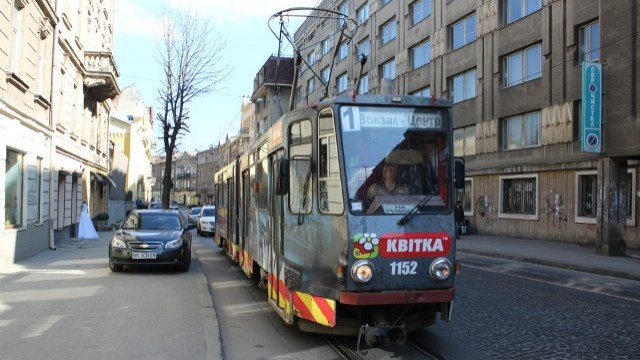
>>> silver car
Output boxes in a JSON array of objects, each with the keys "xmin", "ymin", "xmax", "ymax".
[{"xmin": 188, "ymin": 207, "xmax": 202, "ymax": 225}]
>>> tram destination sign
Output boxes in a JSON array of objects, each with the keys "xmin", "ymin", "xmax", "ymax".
[{"xmin": 341, "ymin": 106, "xmax": 442, "ymax": 132}]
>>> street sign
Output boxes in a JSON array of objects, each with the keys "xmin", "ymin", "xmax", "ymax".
[{"xmin": 580, "ymin": 62, "xmax": 602, "ymax": 153}]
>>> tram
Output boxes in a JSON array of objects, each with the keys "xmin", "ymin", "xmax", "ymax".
[{"xmin": 214, "ymin": 93, "xmax": 465, "ymax": 347}]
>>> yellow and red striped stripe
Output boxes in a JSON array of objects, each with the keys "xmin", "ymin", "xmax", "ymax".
[{"xmin": 292, "ymin": 291, "xmax": 336, "ymax": 327}]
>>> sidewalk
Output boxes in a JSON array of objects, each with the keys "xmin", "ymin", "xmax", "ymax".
[
  {"xmin": 457, "ymin": 234, "xmax": 640, "ymax": 281},
  {"xmin": 0, "ymin": 230, "xmax": 221, "ymax": 360}
]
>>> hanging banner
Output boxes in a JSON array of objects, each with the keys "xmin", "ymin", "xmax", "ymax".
[{"xmin": 580, "ymin": 62, "xmax": 602, "ymax": 153}]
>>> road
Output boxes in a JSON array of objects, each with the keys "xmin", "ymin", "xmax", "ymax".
[
  {"xmin": 2, "ymin": 218, "xmax": 638, "ymax": 359},
  {"xmin": 194, "ymin": 231, "xmax": 640, "ymax": 360}
]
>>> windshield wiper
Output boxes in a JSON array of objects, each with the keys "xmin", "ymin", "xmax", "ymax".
[{"xmin": 397, "ymin": 194, "xmax": 433, "ymax": 226}]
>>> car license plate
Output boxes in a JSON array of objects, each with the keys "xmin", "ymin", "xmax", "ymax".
[{"xmin": 132, "ymin": 252, "xmax": 157, "ymax": 260}]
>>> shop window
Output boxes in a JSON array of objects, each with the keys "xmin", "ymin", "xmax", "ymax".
[{"xmin": 5, "ymin": 148, "xmax": 23, "ymax": 227}]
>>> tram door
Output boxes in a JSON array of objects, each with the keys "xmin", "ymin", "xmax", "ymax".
[{"xmin": 268, "ymin": 150, "xmax": 289, "ymax": 317}]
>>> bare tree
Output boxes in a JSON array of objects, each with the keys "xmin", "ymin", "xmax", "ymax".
[{"xmin": 156, "ymin": 9, "xmax": 226, "ymax": 209}]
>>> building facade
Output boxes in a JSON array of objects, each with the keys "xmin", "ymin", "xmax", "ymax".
[
  {"xmin": 1, "ymin": 0, "xmax": 118, "ymax": 267},
  {"xmin": 151, "ymin": 156, "xmax": 165, "ymax": 202},
  {"xmin": 196, "ymin": 147, "xmax": 221, "ymax": 205},
  {"xmin": 293, "ymin": 0, "xmax": 639, "ymax": 253},
  {"xmin": 110, "ymin": 85, "xmax": 154, "ymax": 219},
  {"xmin": 173, "ymin": 152, "xmax": 197, "ymax": 206},
  {"xmin": 251, "ymin": 56, "xmax": 294, "ymax": 137}
]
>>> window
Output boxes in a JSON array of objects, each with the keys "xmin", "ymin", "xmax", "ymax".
[
  {"xmin": 504, "ymin": 43, "xmax": 542, "ymax": 87},
  {"xmin": 321, "ymin": 66, "xmax": 331, "ymax": 84},
  {"xmin": 306, "ymin": 50, "xmax": 317, "ymax": 66},
  {"xmin": 380, "ymin": 0, "xmax": 391, "ymax": 7},
  {"xmin": 5, "ymin": 149, "xmax": 23, "ymax": 227},
  {"xmin": 456, "ymin": 178, "xmax": 474, "ymax": 215},
  {"xmin": 337, "ymin": 73, "xmax": 348, "ymax": 93},
  {"xmin": 501, "ymin": 110, "xmax": 540, "ymax": 150},
  {"xmin": 454, "ymin": 125, "xmax": 476, "ymax": 156},
  {"xmin": 27, "ymin": 157, "xmax": 43, "ymax": 223},
  {"xmin": 321, "ymin": 37, "xmax": 333, "ymax": 56},
  {"xmin": 358, "ymin": 73, "xmax": 369, "ymax": 94},
  {"xmin": 451, "ymin": 69, "xmax": 476, "ymax": 103},
  {"xmin": 338, "ymin": 2, "xmax": 350, "ymax": 27},
  {"xmin": 411, "ymin": 0, "xmax": 431, "ymax": 25},
  {"xmin": 289, "ymin": 120, "xmax": 313, "ymax": 214},
  {"xmin": 411, "ymin": 39, "xmax": 432, "ymax": 69},
  {"xmin": 357, "ymin": 38, "xmax": 371, "ymax": 57},
  {"xmin": 357, "ymin": 3, "xmax": 370, "ymax": 24},
  {"xmin": 579, "ymin": 20, "xmax": 600, "ymax": 62},
  {"xmin": 575, "ymin": 171, "xmax": 597, "ymax": 223},
  {"xmin": 411, "ymin": 86, "xmax": 431, "ymax": 97},
  {"xmin": 338, "ymin": 42, "xmax": 348, "ymax": 61},
  {"xmin": 380, "ymin": 58, "xmax": 396, "ymax": 79},
  {"xmin": 504, "ymin": 0, "xmax": 542, "ymax": 24},
  {"xmin": 307, "ymin": 78, "xmax": 315, "ymax": 95},
  {"xmin": 381, "ymin": 18, "xmax": 397, "ymax": 45},
  {"xmin": 500, "ymin": 174, "xmax": 538, "ymax": 219},
  {"xmin": 451, "ymin": 13, "xmax": 476, "ymax": 50},
  {"xmin": 318, "ymin": 109, "xmax": 344, "ymax": 214}
]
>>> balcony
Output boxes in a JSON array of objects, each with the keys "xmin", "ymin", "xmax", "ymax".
[{"xmin": 84, "ymin": 51, "xmax": 120, "ymax": 102}]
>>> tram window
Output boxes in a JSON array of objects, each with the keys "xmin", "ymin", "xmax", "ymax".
[
  {"xmin": 289, "ymin": 119, "xmax": 313, "ymax": 214},
  {"xmin": 289, "ymin": 157, "xmax": 312, "ymax": 214},
  {"xmin": 318, "ymin": 108, "xmax": 344, "ymax": 214}
]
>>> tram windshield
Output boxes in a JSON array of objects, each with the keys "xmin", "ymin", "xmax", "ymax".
[{"xmin": 340, "ymin": 105, "xmax": 452, "ymax": 215}]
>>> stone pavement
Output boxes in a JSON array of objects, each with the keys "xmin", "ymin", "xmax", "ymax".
[{"xmin": 457, "ymin": 234, "xmax": 640, "ymax": 281}]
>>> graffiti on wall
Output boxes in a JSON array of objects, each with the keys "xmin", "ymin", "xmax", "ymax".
[{"xmin": 541, "ymin": 192, "xmax": 568, "ymax": 223}]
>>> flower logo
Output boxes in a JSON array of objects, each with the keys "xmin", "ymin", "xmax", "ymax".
[{"xmin": 353, "ymin": 232, "xmax": 379, "ymax": 259}]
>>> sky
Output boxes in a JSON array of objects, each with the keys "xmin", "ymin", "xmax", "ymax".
[{"xmin": 113, "ymin": 0, "xmax": 320, "ymax": 154}]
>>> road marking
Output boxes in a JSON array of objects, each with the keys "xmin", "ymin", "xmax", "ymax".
[{"xmin": 22, "ymin": 315, "xmax": 65, "ymax": 338}]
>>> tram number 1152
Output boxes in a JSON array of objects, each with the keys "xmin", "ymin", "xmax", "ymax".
[{"xmin": 390, "ymin": 261, "xmax": 418, "ymax": 275}]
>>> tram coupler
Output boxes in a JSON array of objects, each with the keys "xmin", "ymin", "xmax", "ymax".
[{"xmin": 356, "ymin": 324, "xmax": 407, "ymax": 351}]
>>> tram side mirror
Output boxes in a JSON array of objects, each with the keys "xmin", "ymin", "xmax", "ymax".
[
  {"xmin": 275, "ymin": 158, "xmax": 290, "ymax": 195},
  {"xmin": 454, "ymin": 157, "xmax": 465, "ymax": 189}
]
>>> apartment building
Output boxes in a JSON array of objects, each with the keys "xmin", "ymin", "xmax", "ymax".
[
  {"xmin": 1, "ymin": 0, "xmax": 118, "ymax": 266},
  {"xmin": 196, "ymin": 147, "xmax": 221, "ymax": 205},
  {"xmin": 173, "ymin": 152, "xmax": 197, "ymax": 206},
  {"xmin": 110, "ymin": 85, "xmax": 154, "ymax": 219},
  {"xmin": 293, "ymin": 0, "xmax": 639, "ymax": 253}
]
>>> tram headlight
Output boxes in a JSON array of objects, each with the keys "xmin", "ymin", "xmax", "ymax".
[
  {"xmin": 429, "ymin": 258, "xmax": 452, "ymax": 281},
  {"xmin": 351, "ymin": 260, "xmax": 375, "ymax": 283}
]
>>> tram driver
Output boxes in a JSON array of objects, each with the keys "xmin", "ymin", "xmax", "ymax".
[{"xmin": 366, "ymin": 163, "xmax": 409, "ymax": 205}]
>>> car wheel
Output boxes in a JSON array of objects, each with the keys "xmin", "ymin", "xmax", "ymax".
[
  {"xmin": 109, "ymin": 259, "xmax": 123, "ymax": 272},
  {"xmin": 177, "ymin": 248, "xmax": 191, "ymax": 272}
]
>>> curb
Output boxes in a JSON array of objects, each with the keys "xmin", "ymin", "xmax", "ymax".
[{"xmin": 458, "ymin": 249, "xmax": 640, "ymax": 282}]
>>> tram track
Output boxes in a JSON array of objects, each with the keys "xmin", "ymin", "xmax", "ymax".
[
  {"xmin": 324, "ymin": 335, "xmax": 367, "ymax": 360},
  {"xmin": 407, "ymin": 338, "xmax": 449, "ymax": 360},
  {"xmin": 325, "ymin": 334, "xmax": 450, "ymax": 360}
]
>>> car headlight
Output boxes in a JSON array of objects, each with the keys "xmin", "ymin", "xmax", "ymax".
[
  {"xmin": 430, "ymin": 258, "xmax": 452, "ymax": 281},
  {"xmin": 165, "ymin": 238, "xmax": 183, "ymax": 250},
  {"xmin": 111, "ymin": 237, "xmax": 126, "ymax": 249},
  {"xmin": 351, "ymin": 260, "xmax": 374, "ymax": 283}
]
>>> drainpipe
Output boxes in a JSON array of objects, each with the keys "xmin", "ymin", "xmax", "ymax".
[{"xmin": 48, "ymin": 1, "xmax": 60, "ymax": 250}]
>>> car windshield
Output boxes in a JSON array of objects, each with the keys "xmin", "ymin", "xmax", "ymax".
[
  {"xmin": 202, "ymin": 208, "xmax": 215, "ymax": 217},
  {"xmin": 191, "ymin": 208, "xmax": 201, "ymax": 215},
  {"xmin": 340, "ymin": 105, "xmax": 451, "ymax": 215},
  {"xmin": 122, "ymin": 213, "xmax": 182, "ymax": 230}
]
